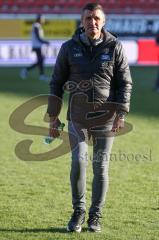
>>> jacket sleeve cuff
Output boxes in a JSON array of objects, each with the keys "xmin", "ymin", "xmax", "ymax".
[{"xmin": 116, "ymin": 110, "xmax": 127, "ymax": 119}]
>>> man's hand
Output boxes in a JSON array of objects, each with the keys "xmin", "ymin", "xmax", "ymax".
[
  {"xmin": 111, "ymin": 116, "xmax": 125, "ymax": 132},
  {"xmin": 49, "ymin": 117, "xmax": 61, "ymax": 138}
]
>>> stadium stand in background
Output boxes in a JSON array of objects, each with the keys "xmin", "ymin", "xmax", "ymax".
[{"xmin": 0, "ymin": 0, "xmax": 159, "ymax": 14}]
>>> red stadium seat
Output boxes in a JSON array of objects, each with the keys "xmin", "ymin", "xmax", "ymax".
[
  {"xmin": 0, "ymin": 0, "xmax": 3, "ymax": 7},
  {"xmin": 0, "ymin": 0, "xmax": 159, "ymax": 14}
]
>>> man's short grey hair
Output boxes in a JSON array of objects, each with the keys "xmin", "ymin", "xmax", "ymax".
[{"xmin": 81, "ymin": 3, "xmax": 106, "ymax": 21}]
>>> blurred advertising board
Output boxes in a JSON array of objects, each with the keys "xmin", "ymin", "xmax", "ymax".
[
  {"xmin": 106, "ymin": 15, "xmax": 159, "ymax": 37},
  {"xmin": 0, "ymin": 40, "xmax": 65, "ymax": 65},
  {"xmin": 1, "ymin": 14, "xmax": 159, "ymax": 39},
  {"xmin": 138, "ymin": 39, "xmax": 159, "ymax": 64},
  {"xmin": 0, "ymin": 39, "xmax": 154, "ymax": 66},
  {"xmin": 0, "ymin": 19, "xmax": 76, "ymax": 39}
]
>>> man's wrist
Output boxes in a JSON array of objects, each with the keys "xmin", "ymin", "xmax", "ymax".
[{"xmin": 117, "ymin": 111, "xmax": 126, "ymax": 119}]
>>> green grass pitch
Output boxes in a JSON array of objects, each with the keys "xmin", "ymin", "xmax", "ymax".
[{"xmin": 0, "ymin": 66, "xmax": 159, "ymax": 240}]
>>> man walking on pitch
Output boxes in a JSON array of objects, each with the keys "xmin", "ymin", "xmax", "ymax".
[
  {"xmin": 20, "ymin": 14, "xmax": 50, "ymax": 81},
  {"xmin": 47, "ymin": 3, "xmax": 132, "ymax": 233}
]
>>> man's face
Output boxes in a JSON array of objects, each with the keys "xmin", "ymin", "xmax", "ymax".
[{"xmin": 81, "ymin": 9, "xmax": 105, "ymax": 39}]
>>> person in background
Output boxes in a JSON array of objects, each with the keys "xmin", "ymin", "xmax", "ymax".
[
  {"xmin": 20, "ymin": 14, "xmax": 50, "ymax": 81},
  {"xmin": 47, "ymin": 3, "xmax": 132, "ymax": 233}
]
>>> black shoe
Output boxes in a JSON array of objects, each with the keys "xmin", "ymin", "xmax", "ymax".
[
  {"xmin": 87, "ymin": 213, "xmax": 101, "ymax": 232},
  {"xmin": 67, "ymin": 208, "xmax": 85, "ymax": 233}
]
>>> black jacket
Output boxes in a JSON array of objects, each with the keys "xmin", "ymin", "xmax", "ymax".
[{"xmin": 47, "ymin": 28, "xmax": 132, "ymax": 123}]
